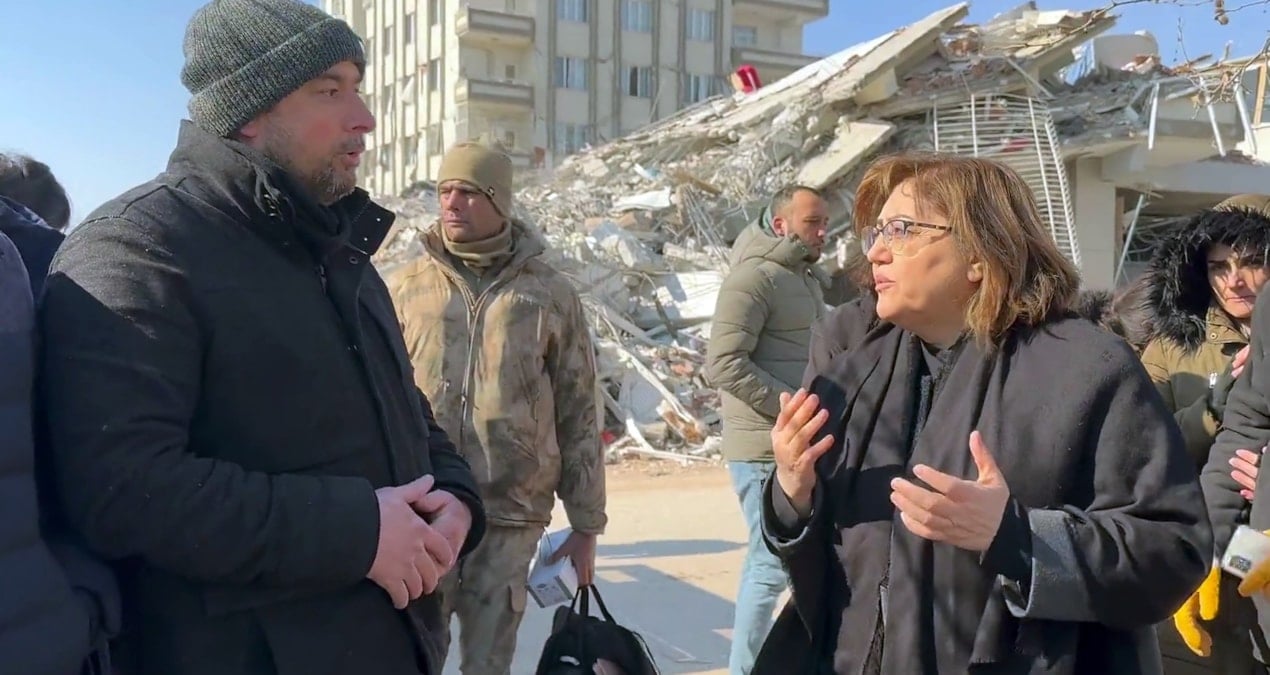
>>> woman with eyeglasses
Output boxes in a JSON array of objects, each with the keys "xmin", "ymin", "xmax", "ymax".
[
  {"xmin": 1140, "ymin": 197, "xmax": 1270, "ymax": 675},
  {"xmin": 750, "ymin": 153, "xmax": 1210, "ymax": 675}
]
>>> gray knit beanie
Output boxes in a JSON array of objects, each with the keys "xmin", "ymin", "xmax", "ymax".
[{"xmin": 181, "ymin": 0, "xmax": 365, "ymax": 137}]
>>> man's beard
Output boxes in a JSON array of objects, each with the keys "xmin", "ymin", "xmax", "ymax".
[
  {"xmin": 261, "ymin": 125, "xmax": 360, "ymax": 205},
  {"xmin": 306, "ymin": 163, "xmax": 357, "ymax": 205}
]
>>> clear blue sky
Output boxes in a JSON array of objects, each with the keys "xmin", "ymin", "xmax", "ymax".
[{"xmin": 3, "ymin": 0, "xmax": 1266, "ymax": 224}]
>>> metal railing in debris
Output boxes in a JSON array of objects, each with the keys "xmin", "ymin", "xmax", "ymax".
[{"xmin": 931, "ymin": 94, "xmax": 1082, "ymax": 268}]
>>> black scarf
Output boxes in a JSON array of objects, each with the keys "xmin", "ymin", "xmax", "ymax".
[{"xmin": 815, "ymin": 329, "xmax": 1035, "ymax": 674}]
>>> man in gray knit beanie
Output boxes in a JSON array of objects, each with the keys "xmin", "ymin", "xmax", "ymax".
[
  {"xmin": 181, "ymin": 0, "xmax": 371, "ymax": 204},
  {"xmin": 36, "ymin": 1, "xmax": 487, "ymax": 674},
  {"xmin": 182, "ymin": 0, "xmax": 364, "ymax": 138}
]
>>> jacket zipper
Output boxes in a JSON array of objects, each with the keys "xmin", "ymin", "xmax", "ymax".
[{"xmin": 439, "ymin": 259, "xmax": 520, "ymax": 454}]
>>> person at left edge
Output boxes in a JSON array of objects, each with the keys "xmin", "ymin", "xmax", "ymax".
[{"xmin": 35, "ymin": 1, "xmax": 486, "ymax": 674}]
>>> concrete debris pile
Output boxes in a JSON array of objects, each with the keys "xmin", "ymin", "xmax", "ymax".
[{"xmin": 375, "ymin": 1, "xmax": 1236, "ymax": 462}]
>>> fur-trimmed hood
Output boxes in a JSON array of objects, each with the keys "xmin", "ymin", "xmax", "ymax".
[
  {"xmin": 1073, "ymin": 289, "xmax": 1114, "ymax": 326},
  {"xmin": 1146, "ymin": 205, "xmax": 1270, "ymax": 352}
]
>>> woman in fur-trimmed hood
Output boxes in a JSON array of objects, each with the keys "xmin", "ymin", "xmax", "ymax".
[
  {"xmin": 1143, "ymin": 195, "xmax": 1270, "ymax": 675},
  {"xmin": 1142, "ymin": 195, "xmax": 1270, "ymax": 462}
]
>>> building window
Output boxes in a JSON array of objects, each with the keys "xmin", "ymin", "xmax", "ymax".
[
  {"xmin": 621, "ymin": 0, "xmax": 652, "ymax": 33},
  {"xmin": 555, "ymin": 57, "xmax": 588, "ymax": 90},
  {"xmin": 404, "ymin": 12, "xmax": 416, "ymax": 46},
  {"xmin": 381, "ymin": 84, "xmax": 395, "ymax": 135},
  {"xmin": 378, "ymin": 145, "xmax": 391, "ymax": 169},
  {"xmin": 684, "ymin": 74, "xmax": 714, "ymax": 103},
  {"xmin": 365, "ymin": 37, "xmax": 375, "ymax": 61},
  {"xmin": 428, "ymin": 0, "xmax": 439, "ymax": 26},
  {"xmin": 686, "ymin": 9, "xmax": 714, "ymax": 42},
  {"xmin": 404, "ymin": 136, "xmax": 418, "ymax": 168},
  {"xmin": 426, "ymin": 123, "xmax": 443, "ymax": 155},
  {"xmin": 557, "ymin": 0, "xmax": 587, "ymax": 23},
  {"xmin": 381, "ymin": 25, "xmax": 393, "ymax": 58},
  {"xmin": 400, "ymin": 74, "xmax": 417, "ymax": 103},
  {"xmin": 624, "ymin": 65, "xmax": 652, "ymax": 98},
  {"xmin": 505, "ymin": 64, "xmax": 517, "ymax": 80},
  {"xmin": 733, "ymin": 25, "xmax": 758, "ymax": 47},
  {"xmin": 426, "ymin": 59, "xmax": 440, "ymax": 91},
  {"xmin": 554, "ymin": 123, "xmax": 592, "ymax": 155}
]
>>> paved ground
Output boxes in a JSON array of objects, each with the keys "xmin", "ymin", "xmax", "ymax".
[{"xmin": 443, "ymin": 460, "xmax": 764, "ymax": 675}]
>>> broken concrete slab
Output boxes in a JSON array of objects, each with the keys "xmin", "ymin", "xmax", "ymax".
[
  {"xmin": 797, "ymin": 119, "xmax": 896, "ymax": 189},
  {"xmin": 612, "ymin": 188, "xmax": 674, "ymax": 213},
  {"xmin": 630, "ymin": 271, "xmax": 724, "ymax": 330},
  {"xmin": 588, "ymin": 221, "xmax": 665, "ymax": 272}
]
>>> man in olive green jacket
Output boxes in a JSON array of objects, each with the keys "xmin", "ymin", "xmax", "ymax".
[
  {"xmin": 706, "ymin": 185, "xmax": 829, "ymax": 675},
  {"xmin": 387, "ymin": 141, "xmax": 606, "ymax": 675}
]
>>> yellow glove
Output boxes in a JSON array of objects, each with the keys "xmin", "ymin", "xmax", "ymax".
[
  {"xmin": 1237, "ymin": 529, "xmax": 1270, "ymax": 598},
  {"xmin": 1173, "ymin": 563, "xmax": 1221, "ymax": 657}
]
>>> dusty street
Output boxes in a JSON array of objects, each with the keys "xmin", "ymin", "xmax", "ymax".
[{"xmin": 443, "ymin": 460, "xmax": 759, "ymax": 675}]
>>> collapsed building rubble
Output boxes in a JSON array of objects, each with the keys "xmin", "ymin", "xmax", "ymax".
[{"xmin": 374, "ymin": 1, "xmax": 1257, "ymax": 462}]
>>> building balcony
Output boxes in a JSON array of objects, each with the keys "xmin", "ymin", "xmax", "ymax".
[
  {"xmin": 732, "ymin": 0, "xmax": 828, "ymax": 20},
  {"xmin": 455, "ymin": 6, "xmax": 534, "ymax": 48},
  {"xmin": 454, "ymin": 77, "xmax": 534, "ymax": 110},
  {"xmin": 731, "ymin": 46, "xmax": 819, "ymax": 75}
]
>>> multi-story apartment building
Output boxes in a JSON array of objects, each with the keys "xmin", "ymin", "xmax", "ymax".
[{"xmin": 322, "ymin": 0, "xmax": 828, "ymax": 195}]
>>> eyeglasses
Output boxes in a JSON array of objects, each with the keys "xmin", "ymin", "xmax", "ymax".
[{"xmin": 861, "ymin": 218, "xmax": 953, "ymax": 256}]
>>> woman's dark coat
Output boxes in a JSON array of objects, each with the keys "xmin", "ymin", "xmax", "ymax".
[{"xmin": 755, "ymin": 296, "xmax": 1211, "ymax": 674}]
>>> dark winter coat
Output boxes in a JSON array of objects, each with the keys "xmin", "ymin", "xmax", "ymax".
[
  {"xmin": 38, "ymin": 121, "xmax": 486, "ymax": 675},
  {"xmin": 1202, "ymin": 285, "xmax": 1270, "ymax": 665},
  {"xmin": 0, "ymin": 195, "xmax": 64, "ymax": 299},
  {"xmin": 0, "ymin": 232, "xmax": 101, "ymax": 675},
  {"xmin": 757, "ymin": 296, "xmax": 1211, "ymax": 674}
]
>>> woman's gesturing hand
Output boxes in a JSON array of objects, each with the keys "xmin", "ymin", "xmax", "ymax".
[
  {"xmin": 772, "ymin": 389, "xmax": 835, "ymax": 517},
  {"xmin": 890, "ymin": 431, "xmax": 1011, "ymax": 553}
]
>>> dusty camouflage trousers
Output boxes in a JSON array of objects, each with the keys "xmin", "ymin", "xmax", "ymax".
[{"xmin": 436, "ymin": 525, "xmax": 543, "ymax": 675}]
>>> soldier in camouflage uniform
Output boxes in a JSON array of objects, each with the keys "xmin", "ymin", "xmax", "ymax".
[{"xmin": 387, "ymin": 141, "xmax": 607, "ymax": 675}]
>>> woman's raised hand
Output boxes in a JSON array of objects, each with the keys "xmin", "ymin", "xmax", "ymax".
[{"xmin": 772, "ymin": 389, "xmax": 835, "ymax": 517}]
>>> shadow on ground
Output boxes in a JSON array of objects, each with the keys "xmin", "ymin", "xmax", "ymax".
[
  {"xmin": 598, "ymin": 538, "xmax": 742, "ymax": 559},
  {"xmin": 444, "ymin": 560, "xmax": 738, "ymax": 675}
]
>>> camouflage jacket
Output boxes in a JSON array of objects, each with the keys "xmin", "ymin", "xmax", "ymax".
[{"xmin": 387, "ymin": 221, "xmax": 606, "ymax": 533}]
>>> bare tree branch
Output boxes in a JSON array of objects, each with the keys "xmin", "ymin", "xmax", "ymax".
[{"xmin": 1093, "ymin": 0, "xmax": 1270, "ymax": 26}]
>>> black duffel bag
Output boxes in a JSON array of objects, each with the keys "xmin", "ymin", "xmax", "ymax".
[{"xmin": 534, "ymin": 584, "xmax": 659, "ymax": 675}]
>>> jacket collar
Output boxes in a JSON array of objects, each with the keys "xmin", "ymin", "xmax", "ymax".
[
  {"xmin": 164, "ymin": 120, "xmax": 394, "ymax": 260},
  {"xmin": 729, "ymin": 221, "xmax": 815, "ymax": 271},
  {"xmin": 0, "ymin": 195, "xmax": 53, "ymax": 233},
  {"xmin": 1205, "ymin": 306, "xmax": 1247, "ymax": 346}
]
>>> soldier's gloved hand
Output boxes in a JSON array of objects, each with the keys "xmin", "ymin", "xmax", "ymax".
[
  {"xmin": 1173, "ymin": 563, "xmax": 1221, "ymax": 656},
  {"xmin": 1208, "ymin": 361, "xmax": 1237, "ymax": 421},
  {"xmin": 1237, "ymin": 530, "xmax": 1270, "ymax": 599}
]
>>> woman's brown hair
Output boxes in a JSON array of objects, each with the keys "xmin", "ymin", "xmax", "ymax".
[{"xmin": 853, "ymin": 152, "xmax": 1080, "ymax": 345}]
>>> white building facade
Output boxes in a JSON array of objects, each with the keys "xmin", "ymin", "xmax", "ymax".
[{"xmin": 322, "ymin": 0, "xmax": 828, "ymax": 195}]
